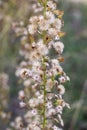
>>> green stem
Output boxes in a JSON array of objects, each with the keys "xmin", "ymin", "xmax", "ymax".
[
  {"xmin": 43, "ymin": 67, "xmax": 46, "ymax": 129},
  {"xmin": 42, "ymin": 0, "xmax": 47, "ymax": 129},
  {"xmin": 44, "ymin": 0, "xmax": 47, "ymax": 18}
]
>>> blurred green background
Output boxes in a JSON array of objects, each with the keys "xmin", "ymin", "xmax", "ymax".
[{"xmin": 0, "ymin": 0, "xmax": 87, "ymax": 130}]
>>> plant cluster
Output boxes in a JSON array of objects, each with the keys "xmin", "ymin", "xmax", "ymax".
[{"xmin": 9, "ymin": 0, "xmax": 70, "ymax": 130}]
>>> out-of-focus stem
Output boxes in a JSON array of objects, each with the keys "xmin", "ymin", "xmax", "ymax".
[
  {"xmin": 44, "ymin": 0, "xmax": 47, "ymax": 18},
  {"xmin": 43, "ymin": 64, "xmax": 47, "ymax": 129},
  {"xmin": 42, "ymin": 0, "xmax": 47, "ymax": 129},
  {"xmin": 68, "ymin": 89, "xmax": 85, "ymax": 130}
]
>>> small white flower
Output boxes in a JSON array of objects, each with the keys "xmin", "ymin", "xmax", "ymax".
[
  {"xmin": 46, "ymin": 79, "xmax": 54, "ymax": 91},
  {"xmin": 33, "ymin": 126, "xmax": 41, "ymax": 130},
  {"xmin": 26, "ymin": 127, "xmax": 30, "ymax": 130},
  {"xmin": 47, "ymin": 1, "xmax": 56, "ymax": 10},
  {"xmin": 52, "ymin": 125, "xmax": 62, "ymax": 130},
  {"xmin": 38, "ymin": 19, "xmax": 50, "ymax": 31},
  {"xmin": 1, "ymin": 112, "xmax": 7, "ymax": 119},
  {"xmin": 29, "ymin": 50, "xmax": 40, "ymax": 61},
  {"xmin": 38, "ymin": 15, "xmax": 44, "ymax": 21},
  {"xmin": 50, "ymin": 68, "xmax": 58, "ymax": 76},
  {"xmin": 19, "ymin": 101, "xmax": 26, "ymax": 108},
  {"xmin": 19, "ymin": 68, "xmax": 29, "ymax": 78},
  {"xmin": 53, "ymin": 19, "xmax": 62, "ymax": 30},
  {"xmin": 15, "ymin": 116, "xmax": 23, "ymax": 129},
  {"xmin": 29, "ymin": 16, "xmax": 38, "ymax": 23},
  {"xmin": 57, "ymin": 114, "xmax": 64, "ymax": 126},
  {"xmin": 29, "ymin": 98, "xmax": 38, "ymax": 108},
  {"xmin": 54, "ymin": 36, "xmax": 60, "ymax": 40},
  {"xmin": 57, "ymin": 84, "xmax": 65, "ymax": 95},
  {"xmin": 65, "ymin": 102, "xmax": 71, "ymax": 109},
  {"xmin": 46, "ymin": 119, "xmax": 53, "ymax": 128},
  {"xmin": 35, "ymin": 91, "xmax": 41, "ymax": 97},
  {"xmin": 28, "ymin": 24, "xmax": 37, "ymax": 35},
  {"xmin": 53, "ymin": 41, "xmax": 64, "ymax": 54},
  {"xmin": 46, "ymin": 101, "xmax": 53, "ymax": 109},
  {"xmin": 47, "ymin": 93, "xmax": 54, "ymax": 100},
  {"xmin": 32, "ymin": 61, "xmax": 41, "ymax": 71},
  {"xmin": 18, "ymin": 90, "xmax": 25, "ymax": 99},
  {"xmin": 55, "ymin": 106, "xmax": 63, "ymax": 114},
  {"xmin": 31, "ymin": 109, "xmax": 38, "ymax": 116},
  {"xmin": 56, "ymin": 65, "xmax": 63, "ymax": 74},
  {"xmin": 48, "ymin": 28, "xmax": 58, "ymax": 37},
  {"xmin": 48, "ymin": 40, "xmax": 54, "ymax": 49},
  {"xmin": 66, "ymin": 76, "xmax": 70, "ymax": 81},
  {"xmin": 35, "ymin": 7, "xmax": 43, "ymax": 13},
  {"xmin": 37, "ymin": 94, "xmax": 44, "ymax": 104},
  {"xmin": 51, "ymin": 59, "xmax": 59, "ymax": 68},
  {"xmin": 33, "ymin": 74, "xmax": 41, "ymax": 82},
  {"xmin": 47, "ymin": 108, "xmax": 56, "ymax": 117},
  {"xmin": 24, "ymin": 111, "xmax": 32, "ymax": 120},
  {"xmin": 37, "ymin": 39, "xmax": 49, "ymax": 55},
  {"xmin": 59, "ymin": 76, "xmax": 66, "ymax": 83},
  {"xmin": 23, "ymin": 79, "xmax": 31, "ymax": 87},
  {"xmin": 20, "ymin": 61, "xmax": 27, "ymax": 67},
  {"xmin": 15, "ymin": 116, "xmax": 22, "ymax": 123},
  {"xmin": 46, "ymin": 11, "xmax": 55, "ymax": 24},
  {"xmin": 52, "ymin": 125, "xmax": 58, "ymax": 130}
]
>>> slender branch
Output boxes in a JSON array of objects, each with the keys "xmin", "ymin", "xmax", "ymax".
[
  {"xmin": 43, "ymin": 63, "xmax": 47, "ymax": 128},
  {"xmin": 42, "ymin": 0, "xmax": 47, "ymax": 129},
  {"xmin": 43, "ymin": 0, "xmax": 47, "ymax": 18}
]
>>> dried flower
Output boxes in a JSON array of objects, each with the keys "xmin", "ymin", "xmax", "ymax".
[{"xmin": 10, "ymin": 0, "xmax": 70, "ymax": 130}]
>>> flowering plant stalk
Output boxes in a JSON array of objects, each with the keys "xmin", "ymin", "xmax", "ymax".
[
  {"xmin": 0, "ymin": 73, "xmax": 10, "ymax": 123},
  {"xmin": 11, "ymin": 0, "xmax": 70, "ymax": 130}
]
